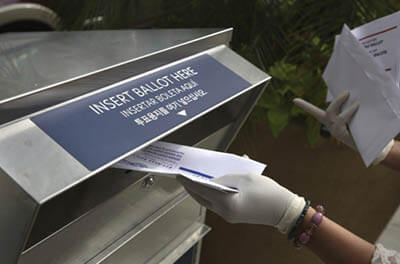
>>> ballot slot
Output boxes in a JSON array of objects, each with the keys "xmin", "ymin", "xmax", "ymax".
[
  {"xmin": 0, "ymin": 28, "xmax": 270, "ymax": 264},
  {"xmin": 22, "ymin": 85, "xmax": 263, "ymax": 252},
  {"xmin": 19, "ymin": 88, "xmax": 263, "ymax": 263}
]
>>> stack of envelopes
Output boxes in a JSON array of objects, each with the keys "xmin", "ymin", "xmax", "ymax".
[{"xmin": 323, "ymin": 12, "xmax": 400, "ymax": 166}]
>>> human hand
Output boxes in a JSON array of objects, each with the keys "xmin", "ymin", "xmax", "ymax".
[
  {"xmin": 293, "ymin": 91, "xmax": 395, "ymax": 165},
  {"xmin": 177, "ymin": 174, "xmax": 305, "ymax": 233},
  {"xmin": 293, "ymin": 91, "xmax": 359, "ymax": 149}
]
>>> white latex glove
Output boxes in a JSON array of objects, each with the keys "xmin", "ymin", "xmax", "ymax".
[
  {"xmin": 293, "ymin": 91, "xmax": 394, "ymax": 165},
  {"xmin": 177, "ymin": 174, "xmax": 305, "ymax": 234},
  {"xmin": 293, "ymin": 91, "xmax": 359, "ymax": 149}
]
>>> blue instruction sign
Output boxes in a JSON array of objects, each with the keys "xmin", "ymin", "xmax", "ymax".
[{"xmin": 31, "ymin": 54, "xmax": 252, "ymax": 171}]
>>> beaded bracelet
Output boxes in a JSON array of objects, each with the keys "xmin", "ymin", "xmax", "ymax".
[
  {"xmin": 287, "ymin": 200, "xmax": 311, "ymax": 240},
  {"xmin": 293, "ymin": 205, "xmax": 325, "ymax": 249}
]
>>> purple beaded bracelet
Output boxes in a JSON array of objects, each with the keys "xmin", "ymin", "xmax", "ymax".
[{"xmin": 294, "ymin": 205, "xmax": 325, "ymax": 249}]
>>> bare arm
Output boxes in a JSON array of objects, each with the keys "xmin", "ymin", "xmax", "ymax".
[
  {"xmin": 381, "ymin": 140, "xmax": 400, "ymax": 171},
  {"xmin": 300, "ymin": 207, "xmax": 375, "ymax": 264}
]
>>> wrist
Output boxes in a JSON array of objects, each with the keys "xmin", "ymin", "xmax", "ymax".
[
  {"xmin": 292, "ymin": 205, "xmax": 325, "ymax": 248},
  {"xmin": 372, "ymin": 139, "xmax": 394, "ymax": 166},
  {"xmin": 276, "ymin": 195, "xmax": 306, "ymax": 234},
  {"xmin": 298, "ymin": 207, "xmax": 316, "ymax": 232}
]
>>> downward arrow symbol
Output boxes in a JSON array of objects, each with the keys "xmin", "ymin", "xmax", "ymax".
[{"xmin": 177, "ymin": 110, "xmax": 187, "ymax": 116}]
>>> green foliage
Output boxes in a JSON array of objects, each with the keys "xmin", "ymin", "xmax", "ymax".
[
  {"xmin": 152, "ymin": 0, "xmax": 397, "ymax": 144},
  {"xmin": 250, "ymin": 0, "xmax": 396, "ymax": 144},
  {"xmin": 45, "ymin": 0, "xmax": 398, "ymax": 144}
]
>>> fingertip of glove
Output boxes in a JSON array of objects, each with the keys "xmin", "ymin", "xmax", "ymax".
[
  {"xmin": 292, "ymin": 98, "xmax": 302, "ymax": 104},
  {"xmin": 351, "ymin": 101, "xmax": 360, "ymax": 109},
  {"xmin": 338, "ymin": 90, "xmax": 350, "ymax": 100},
  {"xmin": 341, "ymin": 90, "xmax": 350, "ymax": 96}
]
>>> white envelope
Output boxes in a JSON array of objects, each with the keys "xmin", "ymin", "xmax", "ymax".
[
  {"xmin": 326, "ymin": 35, "xmax": 341, "ymax": 102},
  {"xmin": 326, "ymin": 12, "xmax": 400, "ymax": 100},
  {"xmin": 352, "ymin": 11, "xmax": 400, "ymax": 84},
  {"xmin": 323, "ymin": 25, "xmax": 400, "ymax": 166},
  {"xmin": 114, "ymin": 141, "xmax": 267, "ymax": 192}
]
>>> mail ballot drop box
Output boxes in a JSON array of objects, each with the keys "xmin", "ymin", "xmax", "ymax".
[{"xmin": 0, "ymin": 28, "xmax": 270, "ymax": 264}]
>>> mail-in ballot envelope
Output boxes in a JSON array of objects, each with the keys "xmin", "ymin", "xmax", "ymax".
[
  {"xmin": 327, "ymin": 12, "xmax": 400, "ymax": 100},
  {"xmin": 323, "ymin": 24, "xmax": 400, "ymax": 166},
  {"xmin": 114, "ymin": 141, "xmax": 267, "ymax": 193}
]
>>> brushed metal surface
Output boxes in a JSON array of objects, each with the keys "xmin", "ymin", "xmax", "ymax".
[
  {"xmin": 19, "ymin": 118, "xmax": 257, "ymax": 264},
  {"xmin": 98, "ymin": 197, "xmax": 203, "ymax": 264},
  {"xmin": 24, "ymin": 86, "xmax": 265, "ymax": 253},
  {"xmin": 0, "ymin": 45, "xmax": 270, "ymax": 205},
  {"xmin": 210, "ymin": 45, "xmax": 269, "ymax": 84},
  {"xmin": 18, "ymin": 175, "xmax": 187, "ymax": 264},
  {"xmin": 148, "ymin": 223, "xmax": 211, "ymax": 264},
  {"xmin": 0, "ymin": 119, "xmax": 90, "ymax": 203},
  {"xmin": 0, "ymin": 29, "xmax": 270, "ymax": 264},
  {"xmin": 0, "ymin": 29, "xmax": 232, "ymax": 124},
  {"xmin": 0, "ymin": 167, "xmax": 38, "ymax": 264}
]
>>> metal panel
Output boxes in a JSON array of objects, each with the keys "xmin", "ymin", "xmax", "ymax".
[
  {"xmin": 98, "ymin": 197, "xmax": 204, "ymax": 264},
  {"xmin": 0, "ymin": 168, "xmax": 38, "ymax": 264},
  {"xmin": 24, "ymin": 169, "xmax": 146, "ymax": 250},
  {"xmin": 18, "ymin": 175, "xmax": 186, "ymax": 264},
  {"xmin": 0, "ymin": 119, "xmax": 89, "ymax": 202},
  {"xmin": 0, "ymin": 45, "xmax": 269, "ymax": 205},
  {"xmin": 0, "ymin": 29, "xmax": 270, "ymax": 264},
  {"xmin": 210, "ymin": 45, "xmax": 267, "ymax": 84},
  {"xmin": 23, "ymin": 82, "xmax": 265, "ymax": 254},
  {"xmin": 0, "ymin": 29, "xmax": 232, "ymax": 124},
  {"xmin": 18, "ymin": 116, "xmax": 256, "ymax": 264},
  {"xmin": 147, "ymin": 223, "xmax": 211, "ymax": 264},
  {"xmin": 13, "ymin": 85, "xmax": 267, "ymax": 264}
]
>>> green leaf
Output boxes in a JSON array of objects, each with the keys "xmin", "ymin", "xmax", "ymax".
[
  {"xmin": 267, "ymin": 105, "xmax": 290, "ymax": 137},
  {"xmin": 258, "ymin": 90, "xmax": 281, "ymax": 109},
  {"xmin": 312, "ymin": 36, "xmax": 320, "ymax": 46},
  {"xmin": 268, "ymin": 60, "xmax": 297, "ymax": 81},
  {"xmin": 291, "ymin": 104, "xmax": 304, "ymax": 117}
]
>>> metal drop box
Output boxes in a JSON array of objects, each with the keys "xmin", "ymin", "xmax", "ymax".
[{"xmin": 0, "ymin": 28, "xmax": 270, "ymax": 264}]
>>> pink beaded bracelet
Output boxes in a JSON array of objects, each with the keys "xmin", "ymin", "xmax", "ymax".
[{"xmin": 294, "ymin": 205, "xmax": 325, "ymax": 249}]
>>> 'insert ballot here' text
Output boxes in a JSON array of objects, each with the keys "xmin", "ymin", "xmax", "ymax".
[{"xmin": 88, "ymin": 66, "xmax": 208, "ymax": 127}]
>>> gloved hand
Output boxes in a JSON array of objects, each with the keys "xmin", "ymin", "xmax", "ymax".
[
  {"xmin": 177, "ymin": 174, "xmax": 305, "ymax": 233},
  {"xmin": 293, "ymin": 91, "xmax": 359, "ymax": 149},
  {"xmin": 293, "ymin": 91, "xmax": 394, "ymax": 165}
]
